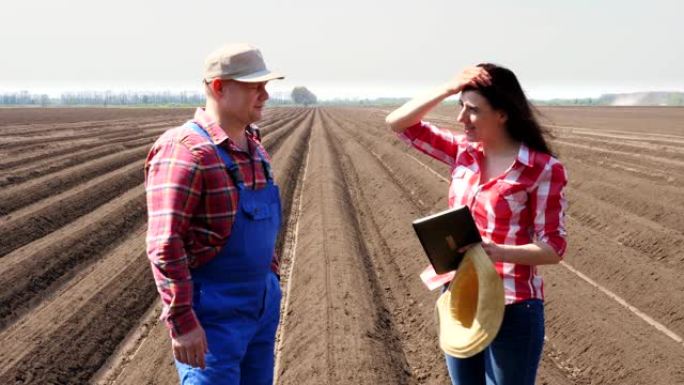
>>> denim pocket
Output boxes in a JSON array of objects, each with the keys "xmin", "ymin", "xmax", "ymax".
[{"xmin": 242, "ymin": 201, "xmax": 272, "ymax": 220}]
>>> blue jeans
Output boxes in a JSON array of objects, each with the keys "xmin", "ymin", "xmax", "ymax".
[{"xmin": 445, "ymin": 299, "xmax": 545, "ymax": 385}]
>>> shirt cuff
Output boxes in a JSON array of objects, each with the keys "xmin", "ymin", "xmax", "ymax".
[
  {"xmin": 539, "ymin": 234, "xmax": 567, "ymax": 259},
  {"xmin": 270, "ymin": 252, "xmax": 280, "ymax": 276},
  {"xmin": 166, "ymin": 309, "xmax": 200, "ymax": 338}
]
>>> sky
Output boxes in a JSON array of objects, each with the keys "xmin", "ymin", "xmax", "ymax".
[{"xmin": 1, "ymin": 0, "xmax": 682, "ymax": 100}]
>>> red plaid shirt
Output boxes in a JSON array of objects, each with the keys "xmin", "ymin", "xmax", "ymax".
[
  {"xmin": 400, "ymin": 121, "xmax": 568, "ymax": 304},
  {"xmin": 145, "ymin": 108, "xmax": 278, "ymax": 337}
]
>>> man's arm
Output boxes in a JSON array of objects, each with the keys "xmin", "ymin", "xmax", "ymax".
[
  {"xmin": 144, "ymin": 135, "xmax": 208, "ymax": 368},
  {"xmin": 145, "ymin": 138, "xmax": 203, "ymax": 336}
]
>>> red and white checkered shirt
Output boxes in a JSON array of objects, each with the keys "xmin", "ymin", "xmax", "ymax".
[
  {"xmin": 400, "ymin": 121, "xmax": 568, "ymax": 304},
  {"xmin": 145, "ymin": 108, "xmax": 278, "ymax": 337}
]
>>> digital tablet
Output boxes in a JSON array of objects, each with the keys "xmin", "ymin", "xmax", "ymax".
[{"xmin": 412, "ymin": 206, "xmax": 482, "ymax": 274}]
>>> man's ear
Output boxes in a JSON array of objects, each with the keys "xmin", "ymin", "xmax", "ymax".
[{"xmin": 209, "ymin": 79, "xmax": 224, "ymax": 97}]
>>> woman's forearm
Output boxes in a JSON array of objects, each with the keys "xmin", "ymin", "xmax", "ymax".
[
  {"xmin": 385, "ymin": 85, "xmax": 454, "ymax": 133},
  {"xmin": 385, "ymin": 66, "xmax": 492, "ymax": 133},
  {"xmin": 483, "ymin": 241, "xmax": 562, "ymax": 266}
]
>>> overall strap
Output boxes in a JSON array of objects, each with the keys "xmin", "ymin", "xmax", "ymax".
[
  {"xmin": 184, "ymin": 121, "xmax": 245, "ymax": 190},
  {"xmin": 253, "ymin": 145, "xmax": 274, "ymax": 183}
]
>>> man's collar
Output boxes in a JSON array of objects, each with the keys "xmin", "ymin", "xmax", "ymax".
[{"xmin": 192, "ymin": 108, "xmax": 260, "ymax": 152}]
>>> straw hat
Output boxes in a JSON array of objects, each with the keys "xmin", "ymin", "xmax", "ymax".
[{"xmin": 436, "ymin": 244, "xmax": 504, "ymax": 358}]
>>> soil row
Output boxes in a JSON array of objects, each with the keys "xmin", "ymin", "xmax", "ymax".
[
  {"xmin": 93, "ymin": 108, "xmax": 316, "ymax": 384},
  {"xmin": 0, "ymin": 108, "xmax": 311, "ymax": 384},
  {"xmin": 321, "ymin": 107, "xmax": 684, "ymax": 385}
]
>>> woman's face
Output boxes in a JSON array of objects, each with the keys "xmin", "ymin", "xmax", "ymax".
[{"xmin": 456, "ymin": 90, "xmax": 507, "ymax": 143}]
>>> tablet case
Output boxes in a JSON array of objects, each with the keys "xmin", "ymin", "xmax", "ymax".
[{"xmin": 412, "ymin": 206, "xmax": 482, "ymax": 274}]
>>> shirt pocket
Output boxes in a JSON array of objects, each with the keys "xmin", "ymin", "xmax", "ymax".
[
  {"xmin": 494, "ymin": 180, "xmax": 528, "ymax": 218},
  {"xmin": 450, "ymin": 166, "xmax": 474, "ymax": 204}
]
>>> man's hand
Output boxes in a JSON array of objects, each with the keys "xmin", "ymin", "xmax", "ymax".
[{"xmin": 172, "ymin": 323, "xmax": 209, "ymax": 369}]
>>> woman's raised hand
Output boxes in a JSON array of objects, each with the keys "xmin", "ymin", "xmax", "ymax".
[
  {"xmin": 386, "ymin": 66, "xmax": 492, "ymax": 132},
  {"xmin": 443, "ymin": 66, "xmax": 492, "ymax": 95}
]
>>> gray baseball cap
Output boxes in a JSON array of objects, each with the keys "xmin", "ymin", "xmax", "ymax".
[{"xmin": 203, "ymin": 43, "xmax": 285, "ymax": 83}]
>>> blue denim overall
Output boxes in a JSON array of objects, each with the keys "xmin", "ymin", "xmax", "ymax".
[{"xmin": 175, "ymin": 122, "xmax": 282, "ymax": 385}]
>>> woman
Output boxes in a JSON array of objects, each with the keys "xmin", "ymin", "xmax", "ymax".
[{"xmin": 386, "ymin": 64, "xmax": 568, "ymax": 385}]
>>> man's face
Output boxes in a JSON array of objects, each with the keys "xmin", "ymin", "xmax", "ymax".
[{"xmin": 218, "ymin": 80, "xmax": 270, "ymax": 125}]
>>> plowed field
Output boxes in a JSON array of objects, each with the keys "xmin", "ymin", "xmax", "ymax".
[{"xmin": 1, "ymin": 106, "xmax": 682, "ymax": 385}]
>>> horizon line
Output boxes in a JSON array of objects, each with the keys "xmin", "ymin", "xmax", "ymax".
[{"xmin": 1, "ymin": 86, "xmax": 683, "ymax": 102}]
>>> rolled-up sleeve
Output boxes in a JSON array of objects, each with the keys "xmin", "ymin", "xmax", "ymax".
[
  {"xmin": 145, "ymin": 137, "xmax": 203, "ymax": 337},
  {"xmin": 398, "ymin": 121, "xmax": 465, "ymax": 167},
  {"xmin": 530, "ymin": 160, "xmax": 568, "ymax": 257}
]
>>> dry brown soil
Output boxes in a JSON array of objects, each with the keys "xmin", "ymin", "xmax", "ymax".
[{"xmin": 1, "ymin": 106, "xmax": 682, "ymax": 385}]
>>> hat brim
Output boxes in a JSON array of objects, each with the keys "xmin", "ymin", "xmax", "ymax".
[
  {"xmin": 232, "ymin": 69, "xmax": 285, "ymax": 82},
  {"xmin": 436, "ymin": 244, "xmax": 504, "ymax": 358}
]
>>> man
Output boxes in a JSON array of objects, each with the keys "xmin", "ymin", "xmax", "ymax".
[{"xmin": 144, "ymin": 43, "xmax": 284, "ymax": 385}]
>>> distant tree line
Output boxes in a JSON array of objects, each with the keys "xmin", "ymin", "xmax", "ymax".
[
  {"xmin": 1, "ymin": 88, "xmax": 316, "ymax": 107},
  {"xmin": 60, "ymin": 91, "xmax": 206, "ymax": 106},
  {"xmin": 1, "ymin": 91, "xmax": 51, "ymax": 106},
  {"xmin": 317, "ymin": 97, "xmax": 410, "ymax": 106},
  {"xmin": 0, "ymin": 90, "xmax": 402, "ymax": 107},
  {"xmin": 532, "ymin": 97, "xmax": 603, "ymax": 106},
  {"xmin": 0, "ymin": 90, "xmax": 206, "ymax": 106},
  {"xmin": 532, "ymin": 92, "xmax": 684, "ymax": 106}
]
